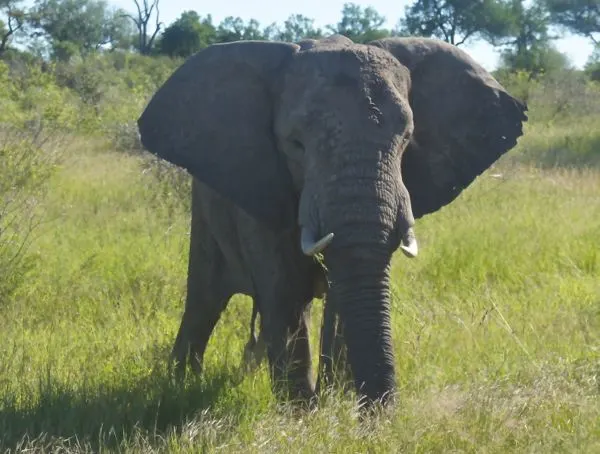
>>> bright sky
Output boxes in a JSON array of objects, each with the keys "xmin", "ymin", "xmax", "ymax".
[{"xmin": 58, "ymin": 0, "xmax": 600, "ymax": 69}]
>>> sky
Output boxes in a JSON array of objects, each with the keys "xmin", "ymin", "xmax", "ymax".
[{"xmin": 45, "ymin": 0, "xmax": 600, "ymax": 70}]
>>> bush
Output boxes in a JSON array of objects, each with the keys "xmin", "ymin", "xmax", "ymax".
[
  {"xmin": 109, "ymin": 120, "xmax": 145, "ymax": 154},
  {"xmin": 0, "ymin": 124, "xmax": 62, "ymax": 305},
  {"xmin": 0, "ymin": 60, "xmax": 80, "ymax": 131},
  {"xmin": 140, "ymin": 154, "xmax": 191, "ymax": 211},
  {"xmin": 0, "ymin": 52, "xmax": 179, "ymax": 137},
  {"xmin": 528, "ymin": 71, "xmax": 600, "ymax": 123},
  {"xmin": 496, "ymin": 69, "xmax": 600, "ymax": 124}
]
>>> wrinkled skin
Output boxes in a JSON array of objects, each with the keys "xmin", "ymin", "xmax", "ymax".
[{"xmin": 138, "ymin": 35, "xmax": 527, "ymax": 407}]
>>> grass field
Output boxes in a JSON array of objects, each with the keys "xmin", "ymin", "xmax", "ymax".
[{"xmin": 0, "ymin": 114, "xmax": 599, "ymax": 452}]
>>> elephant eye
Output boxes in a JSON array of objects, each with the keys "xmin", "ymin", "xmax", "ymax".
[{"xmin": 291, "ymin": 139, "xmax": 305, "ymax": 152}]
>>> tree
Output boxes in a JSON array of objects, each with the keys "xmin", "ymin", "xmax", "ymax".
[
  {"xmin": 500, "ymin": 42, "xmax": 570, "ymax": 74},
  {"xmin": 31, "ymin": 0, "xmax": 134, "ymax": 59},
  {"xmin": 123, "ymin": 0, "xmax": 161, "ymax": 54},
  {"xmin": 272, "ymin": 14, "xmax": 323, "ymax": 42},
  {"xmin": 0, "ymin": 0, "xmax": 27, "ymax": 54},
  {"xmin": 401, "ymin": 0, "xmax": 516, "ymax": 46},
  {"xmin": 545, "ymin": 0, "xmax": 600, "ymax": 44},
  {"xmin": 495, "ymin": 0, "xmax": 568, "ymax": 75},
  {"xmin": 584, "ymin": 45, "xmax": 600, "ymax": 79},
  {"xmin": 215, "ymin": 17, "xmax": 268, "ymax": 42},
  {"xmin": 158, "ymin": 11, "xmax": 216, "ymax": 58},
  {"xmin": 328, "ymin": 3, "xmax": 390, "ymax": 43}
]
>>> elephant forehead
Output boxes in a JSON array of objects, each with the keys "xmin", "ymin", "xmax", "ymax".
[{"xmin": 291, "ymin": 45, "xmax": 406, "ymax": 82}]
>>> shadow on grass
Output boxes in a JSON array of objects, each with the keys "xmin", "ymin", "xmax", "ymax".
[{"xmin": 0, "ymin": 362, "xmax": 249, "ymax": 450}]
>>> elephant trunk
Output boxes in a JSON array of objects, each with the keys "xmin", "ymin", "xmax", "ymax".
[
  {"xmin": 298, "ymin": 138, "xmax": 416, "ymax": 404},
  {"xmin": 326, "ymin": 257, "xmax": 396, "ymax": 405}
]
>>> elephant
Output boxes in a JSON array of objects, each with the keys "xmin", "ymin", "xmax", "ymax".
[{"xmin": 137, "ymin": 35, "xmax": 527, "ymax": 407}]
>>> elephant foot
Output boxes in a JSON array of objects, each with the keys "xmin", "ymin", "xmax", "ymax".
[
  {"xmin": 240, "ymin": 332, "xmax": 267, "ymax": 372},
  {"xmin": 271, "ymin": 377, "xmax": 317, "ymax": 410},
  {"xmin": 168, "ymin": 319, "xmax": 204, "ymax": 382}
]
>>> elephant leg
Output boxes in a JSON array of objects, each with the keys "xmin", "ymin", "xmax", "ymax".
[
  {"xmin": 241, "ymin": 298, "xmax": 267, "ymax": 372},
  {"xmin": 170, "ymin": 216, "xmax": 232, "ymax": 381},
  {"xmin": 170, "ymin": 287, "xmax": 231, "ymax": 381},
  {"xmin": 261, "ymin": 296, "xmax": 314, "ymax": 403},
  {"xmin": 285, "ymin": 300, "xmax": 314, "ymax": 400}
]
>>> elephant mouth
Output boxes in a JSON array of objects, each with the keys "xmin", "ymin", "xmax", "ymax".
[{"xmin": 300, "ymin": 226, "xmax": 418, "ymax": 258}]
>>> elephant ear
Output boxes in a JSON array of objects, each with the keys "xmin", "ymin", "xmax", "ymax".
[
  {"xmin": 138, "ymin": 41, "xmax": 300, "ymax": 231},
  {"xmin": 369, "ymin": 38, "xmax": 528, "ymax": 219}
]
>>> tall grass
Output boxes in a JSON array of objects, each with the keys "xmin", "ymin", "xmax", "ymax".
[{"xmin": 0, "ymin": 59, "xmax": 598, "ymax": 452}]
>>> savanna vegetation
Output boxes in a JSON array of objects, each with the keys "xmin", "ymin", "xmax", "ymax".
[{"xmin": 0, "ymin": 0, "xmax": 599, "ymax": 452}]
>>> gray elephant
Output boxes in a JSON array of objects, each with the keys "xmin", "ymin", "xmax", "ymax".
[{"xmin": 137, "ymin": 35, "xmax": 527, "ymax": 406}]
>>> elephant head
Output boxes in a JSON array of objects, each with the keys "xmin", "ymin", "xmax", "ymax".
[{"xmin": 137, "ymin": 36, "xmax": 527, "ymax": 405}]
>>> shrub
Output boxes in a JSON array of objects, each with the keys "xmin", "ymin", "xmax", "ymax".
[
  {"xmin": 0, "ymin": 124, "xmax": 62, "ymax": 305},
  {"xmin": 528, "ymin": 70, "xmax": 600, "ymax": 123},
  {"xmin": 496, "ymin": 69, "xmax": 600, "ymax": 124},
  {"xmin": 0, "ymin": 60, "xmax": 80, "ymax": 131},
  {"xmin": 140, "ymin": 154, "xmax": 191, "ymax": 211}
]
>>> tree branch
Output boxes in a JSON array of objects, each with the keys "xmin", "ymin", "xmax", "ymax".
[
  {"xmin": 0, "ymin": 5, "xmax": 25, "ymax": 53},
  {"xmin": 132, "ymin": 0, "xmax": 142, "ymax": 19},
  {"xmin": 120, "ymin": 12, "xmax": 141, "ymax": 27},
  {"xmin": 146, "ymin": 0, "xmax": 161, "ymax": 52}
]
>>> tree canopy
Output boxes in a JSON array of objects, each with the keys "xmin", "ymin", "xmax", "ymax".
[
  {"xmin": 0, "ymin": 0, "xmax": 589, "ymax": 76},
  {"xmin": 493, "ymin": 0, "xmax": 569, "ymax": 75},
  {"xmin": 30, "ymin": 0, "xmax": 133, "ymax": 59},
  {"xmin": 272, "ymin": 14, "xmax": 323, "ymax": 42},
  {"xmin": 158, "ymin": 11, "xmax": 215, "ymax": 58},
  {"xmin": 545, "ymin": 0, "xmax": 600, "ymax": 44},
  {"xmin": 401, "ymin": 0, "xmax": 517, "ymax": 46},
  {"xmin": 328, "ymin": 3, "xmax": 391, "ymax": 42},
  {"xmin": 0, "ymin": 0, "xmax": 27, "ymax": 54}
]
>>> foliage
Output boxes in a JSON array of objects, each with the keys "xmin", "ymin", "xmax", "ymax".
[
  {"xmin": 123, "ymin": 0, "xmax": 161, "ymax": 55},
  {"xmin": 0, "ymin": 58, "xmax": 79, "ymax": 129},
  {"xmin": 328, "ymin": 2, "xmax": 391, "ymax": 43},
  {"xmin": 215, "ymin": 16, "xmax": 271, "ymax": 42},
  {"xmin": 545, "ymin": 0, "xmax": 600, "ymax": 44},
  {"xmin": 0, "ymin": 124, "xmax": 61, "ymax": 304},
  {"xmin": 401, "ymin": 0, "xmax": 516, "ymax": 46},
  {"xmin": 158, "ymin": 11, "xmax": 215, "ymax": 58},
  {"xmin": 0, "ymin": 0, "xmax": 27, "ymax": 54},
  {"xmin": 156, "ymin": 12, "xmax": 324, "ymax": 54},
  {"xmin": 491, "ymin": 0, "xmax": 571, "ymax": 75},
  {"xmin": 30, "ymin": 0, "xmax": 134, "ymax": 60},
  {"xmin": 0, "ymin": 51, "xmax": 177, "ymax": 136},
  {"xmin": 271, "ymin": 14, "xmax": 323, "ymax": 42},
  {"xmin": 584, "ymin": 44, "xmax": 600, "ymax": 79},
  {"xmin": 497, "ymin": 67, "xmax": 600, "ymax": 123},
  {"xmin": 500, "ymin": 42, "xmax": 571, "ymax": 75},
  {"xmin": 0, "ymin": 0, "xmax": 589, "ymax": 78},
  {"xmin": 55, "ymin": 51, "xmax": 176, "ymax": 132}
]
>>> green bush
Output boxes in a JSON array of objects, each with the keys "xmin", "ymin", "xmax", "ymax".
[
  {"xmin": 0, "ymin": 52, "xmax": 178, "ymax": 137},
  {"xmin": 496, "ymin": 69, "xmax": 600, "ymax": 124},
  {"xmin": 0, "ymin": 125, "xmax": 62, "ymax": 305},
  {"xmin": 0, "ymin": 60, "xmax": 80, "ymax": 131}
]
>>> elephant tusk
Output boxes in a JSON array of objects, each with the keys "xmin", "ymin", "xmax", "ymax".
[
  {"xmin": 301, "ymin": 228, "xmax": 334, "ymax": 256},
  {"xmin": 400, "ymin": 228, "xmax": 418, "ymax": 258}
]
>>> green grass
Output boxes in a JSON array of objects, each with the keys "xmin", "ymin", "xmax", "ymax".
[{"xmin": 0, "ymin": 121, "xmax": 599, "ymax": 452}]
